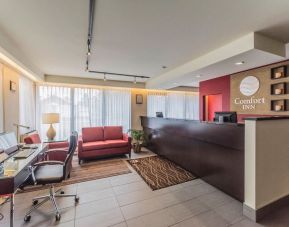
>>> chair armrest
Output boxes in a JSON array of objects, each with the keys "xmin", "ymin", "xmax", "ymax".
[
  {"xmin": 48, "ymin": 141, "xmax": 69, "ymax": 149},
  {"xmin": 33, "ymin": 160, "xmax": 64, "ymax": 167},
  {"xmin": 78, "ymin": 137, "xmax": 83, "ymax": 152}
]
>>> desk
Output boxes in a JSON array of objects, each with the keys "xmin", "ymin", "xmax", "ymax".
[
  {"xmin": 141, "ymin": 116, "xmax": 244, "ymax": 201},
  {"xmin": 0, "ymin": 144, "xmax": 48, "ymax": 227}
]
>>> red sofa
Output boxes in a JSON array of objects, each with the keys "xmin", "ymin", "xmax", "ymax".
[{"xmin": 78, "ymin": 126, "xmax": 131, "ymax": 164}]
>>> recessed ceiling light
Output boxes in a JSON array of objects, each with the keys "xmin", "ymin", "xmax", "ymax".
[
  {"xmin": 235, "ymin": 61, "xmax": 245, "ymax": 65},
  {"xmin": 196, "ymin": 74, "xmax": 201, "ymax": 78}
]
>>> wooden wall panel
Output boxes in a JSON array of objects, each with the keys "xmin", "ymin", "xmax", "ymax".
[{"xmin": 230, "ymin": 60, "xmax": 289, "ymax": 115}]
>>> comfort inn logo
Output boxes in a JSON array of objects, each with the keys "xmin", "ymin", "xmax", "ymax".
[{"xmin": 234, "ymin": 76, "xmax": 265, "ymax": 110}]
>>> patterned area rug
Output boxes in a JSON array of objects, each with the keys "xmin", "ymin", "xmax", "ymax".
[
  {"xmin": 22, "ymin": 156, "xmax": 131, "ymax": 193},
  {"xmin": 128, "ymin": 156, "xmax": 196, "ymax": 190}
]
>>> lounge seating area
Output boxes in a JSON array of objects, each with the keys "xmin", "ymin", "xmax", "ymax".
[{"xmin": 78, "ymin": 126, "xmax": 132, "ymax": 164}]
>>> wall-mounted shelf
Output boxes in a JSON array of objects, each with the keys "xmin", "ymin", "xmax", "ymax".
[
  {"xmin": 271, "ymin": 65, "xmax": 287, "ymax": 80},
  {"xmin": 271, "ymin": 99, "xmax": 288, "ymax": 112},
  {"xmin": 271, "ymin": 82, "xmax": 287, "ymax": 95}
]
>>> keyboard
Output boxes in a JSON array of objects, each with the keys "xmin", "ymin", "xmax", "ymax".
[{"xmin": 13, "ymin": 149, "xmax": 35, "ymax": 159}]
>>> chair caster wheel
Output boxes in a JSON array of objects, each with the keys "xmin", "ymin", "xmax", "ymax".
[
  {"xmin": 75, "ymin": 196, "xmax": 79, "ymax": 203},
  {"xmin": 55, "ymin": 213, "xmax": 61, "ymax": 221},
  {"xmin": 32, "ymin": 200, "xmax": 38, "ymax": 206},
  {"xmin": 24, "ymin": 215, "xmax": 31, "ymax": 222},
  {"xmin": 60, "ymin": 190, "xmax": 65, "ymax": 194}
]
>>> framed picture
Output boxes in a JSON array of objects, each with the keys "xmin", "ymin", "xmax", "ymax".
[
  {"xmin": 10, "ymin": 81, "xmax": 16, "ymax": 92},
  {"xmin": 136, "ymin": 94, "xmax": 143, "ymax": 104}
]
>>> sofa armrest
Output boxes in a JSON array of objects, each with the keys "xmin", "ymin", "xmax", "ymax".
[
  {"xmin": 123, "ymin": 133, "xmax": 131, "ymax": 143},
  {"xmin": 78, "ymin": 137, "xmax": 83, "ymax": 153}
]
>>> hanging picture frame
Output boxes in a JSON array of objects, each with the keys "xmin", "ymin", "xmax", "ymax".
[{"xmin": 136, "ymin": 94, "xmax": 143, "ymax": 104}]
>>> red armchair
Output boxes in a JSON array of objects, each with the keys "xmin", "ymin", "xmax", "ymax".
[
  {"xmin": 23, "ymin": 132, "xmax": 69, "ymax": 161},
  {"xmin": 78, "ymin": 126, "xmax": 131, "ymax": 164}
]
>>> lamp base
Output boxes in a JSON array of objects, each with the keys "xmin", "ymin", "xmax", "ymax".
[{"xmin": 46, "ymin": 124, "xmax": 56, "ymax": 141}]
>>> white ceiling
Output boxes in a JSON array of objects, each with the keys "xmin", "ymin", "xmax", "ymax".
[{"xmin": 0, "ymin": 0, "xmax": 289, "ymax": 85}]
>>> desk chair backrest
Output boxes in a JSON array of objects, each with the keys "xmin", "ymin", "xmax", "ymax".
[
  {"xmin": 63, "ymin": 131, "xmax": 78, "ymax": 179},
  {"xmin": 24, "ymin": 133, "xmax": 41, "ymax": 144}
]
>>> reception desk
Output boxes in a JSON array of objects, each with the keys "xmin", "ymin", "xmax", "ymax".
[{"xmin": 141, "ymin": 116, "xmax": 245, "ymax": 201}]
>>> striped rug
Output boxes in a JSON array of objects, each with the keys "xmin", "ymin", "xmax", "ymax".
[
  {"xmin": 22, "ymin": 156, "xmax": 131, "ymax": 193},
  {"xmin": 128, "ymin": 156, "xmax": 196, "ymax": 190}
]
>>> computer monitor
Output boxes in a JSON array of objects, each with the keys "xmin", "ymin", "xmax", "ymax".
[
  {"xmin": 0, "ymin": 132, "xmax": 18, "ymax": 155},
  {"xmin": 156, "ymin": 112, "xmax": 163, "ymax": 118},
  {"xmin": 214, "ymin": 112, "xmax": 237, "ymax": 123}
]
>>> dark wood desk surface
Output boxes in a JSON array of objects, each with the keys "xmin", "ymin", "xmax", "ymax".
[{"xmin": 141, "ymin": 117, "xmax": 244, "ymax": 201}]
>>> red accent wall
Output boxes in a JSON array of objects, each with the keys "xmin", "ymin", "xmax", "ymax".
[
  {"xmin": 199, "ymin": 75, "xmax": 230, "ymax": 121},
  {"xmin": 207, "ymin": 94, "xmax": 222, "ymax": 121}
]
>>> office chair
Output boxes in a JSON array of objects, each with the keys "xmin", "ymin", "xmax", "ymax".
[{"xmin": 24, "ymin": 131, "xmax": 79, "ymax": 222}]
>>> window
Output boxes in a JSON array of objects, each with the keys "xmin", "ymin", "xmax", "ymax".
[
  {"xmin": 166, "ymin": 93, "xmax": 186, "ymax": 119},
  {"xmin": 104, "ymin": 89, "xmax": 131, "ymax": 132},
  {"xmin": 37, "ymin": 86, "xmax": 72, "ymax": 139},
  {"xmin": 147, "ymin": 91, "xmax": 167, "ymax": 118},
  {"xmin": 19, "ymin": 75, "xmax": 36, "ymax": 134},
  {"xmin": 74, "ymin": 88, "xmax": 103, "ymax": 132},
  {"xmin": 147, "ymin": 91, "xmax": 199, "ymax": 120},
  {"xmin": 37, "ymin": 85, "xmax": 131, "ymax": 139}
]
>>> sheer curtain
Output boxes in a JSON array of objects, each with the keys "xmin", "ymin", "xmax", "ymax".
[
  {"xmin": 166, "ymin": 93, "xmax": 186, "ymax": 119},
  {"xmin": 0, "ymin": 64, "xmax": 3, "ymax": 133},
  {"xmin": 185, "ymin": 93, "xmax": 199, "ymax": 120},
  {"xmin": 147, "ymin": 91, "xmax": 167, "ymax": 117},
  {"xmin": 19, "ymin": 75, "xmax": 36, "ymax": 134},
  {"xmin": 147, "ymin": 91, "xmax": 199, "ymax": 120},
  {"xmin": 74, "ymin": 88, "xmax": 103, "ymax": 132},
  {"xmin": 104, "ymin": 89, "xmax": 131, "ymax": 132},
  {"xmin": 37, "ymin": 85, "xmax": 71, "ymax": 140}
]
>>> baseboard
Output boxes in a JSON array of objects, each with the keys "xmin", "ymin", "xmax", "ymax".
[{"xmin": 243, "ymin": 194, "xmax": 289, "ymax": 222}]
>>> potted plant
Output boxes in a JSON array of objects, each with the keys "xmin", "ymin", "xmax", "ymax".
[{"xmin": 128, "ymin": 129, "xmax": 144, "ymax": 153}]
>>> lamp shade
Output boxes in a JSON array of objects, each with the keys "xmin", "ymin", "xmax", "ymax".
[{"xmin": 42, "ymin": 113, "xmax": 60, "ymax": 124}]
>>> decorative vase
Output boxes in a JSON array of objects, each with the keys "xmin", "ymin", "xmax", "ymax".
[{"xmin": 132, "ymin": 143, "xmax": 142, "ymax": 153}]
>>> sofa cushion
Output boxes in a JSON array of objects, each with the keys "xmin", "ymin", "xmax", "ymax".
[
  {"xmin": 104, "ymin": 126, "xmax": 123, "ymax": 140},
  {"xmin": 82, "ymin": 127, "xmax": 104, "ymax": 143},
  {"xmin": 105, "ymin": 140, "xmax": 128, "ymax": 148},
  {"xmin": 83, "ymin": 141, "xmax": 109, "ymax": 151},
  {"xmin": 82, "ymin": 140, "xmax": 128, "ymax": 151}
]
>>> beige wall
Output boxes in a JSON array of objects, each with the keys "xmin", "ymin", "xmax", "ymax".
[
  {"xmin": 3, "ymin": 65, "xmax": 20, "ymax": 134},
  {"xmin": 131, "ymin": 89, "xmax": 147, "ymax": 130}
]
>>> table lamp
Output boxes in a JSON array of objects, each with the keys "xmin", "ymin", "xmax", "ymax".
[{"xmin": 42, "ymin": 113, "xmax": 60, "ymax": 141}]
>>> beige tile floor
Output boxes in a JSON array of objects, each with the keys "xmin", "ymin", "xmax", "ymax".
[{"xmin": 0, "ymin": 149, "xmax": 287, "ymax": 227}]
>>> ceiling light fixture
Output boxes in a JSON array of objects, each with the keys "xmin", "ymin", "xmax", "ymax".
[
  {"xmin": 235, "ymin": 61, "xmax": 245, "ymax": 65},
  {"xmin": 134, "ymin": 77, "xmax": 137, "ymax": 84},
  {"xmin": 103, "ymin": 73, "xmax": 107, "ymax": 81},
  {"xmin": 196, "ymin": 74, "xmax": 201, "ymax": 78},
  {"xmin": 162, "ymin": 66, "xmax": 167, "ymax": 69}
]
